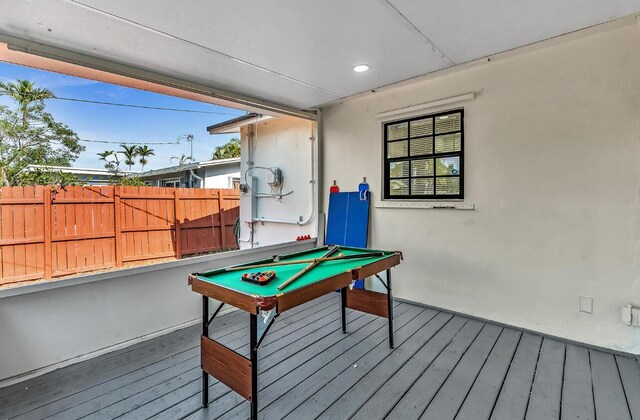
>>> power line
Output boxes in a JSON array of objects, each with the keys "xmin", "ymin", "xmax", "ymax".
[
  {"xmin": 51, "ymin": 96, "xmax": 244, "ymax": 116},
  {"xmin": 78, "ymin": 138, "xmax": 181, "ymax": 145}
]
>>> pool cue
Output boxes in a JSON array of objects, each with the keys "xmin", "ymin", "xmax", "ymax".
[
  {"xmin": 277, "ymin": 246, "xmax": 341, "ymax": 291},
  {"xmin": 225, "ymin": 251, "xmax": 385, "ymax": 272}
]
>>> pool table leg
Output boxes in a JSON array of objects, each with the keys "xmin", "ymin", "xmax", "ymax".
[
  {"xmin": 341, "ymin": 287, "xmax": 347, "ymax": 333},
  {"xmin": 201, "ymin": 296, "xmax": 209, "ymax": 408},
  {"xmin": 250, "ymin": 313, "xmax": 258, "ymax": 419},
  {"xmin": 387, "ymin": 269, "xmax": 394, "ymax": 349}
]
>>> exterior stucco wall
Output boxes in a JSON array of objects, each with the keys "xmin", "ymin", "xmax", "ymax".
[
  {"xmin": 202, "ymin": 164, "xmax": 240, "ymax": 189},
  {"xmin": 0, "ymin": 241, "xmax": 314, "ymax": 383},
  {"xmin": 321, "ymin": 23, "xmax": 640, "ymax": 353},
  {"xmin": 239, "ymin": 116, "xmax": 317, "ymax": 249}
]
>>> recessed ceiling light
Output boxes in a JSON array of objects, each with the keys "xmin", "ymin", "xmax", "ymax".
[{"xmin": 353, "ymin": 64, "xmax": 370, "ymax": 73}]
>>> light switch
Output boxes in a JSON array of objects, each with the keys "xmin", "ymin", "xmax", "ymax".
[{"xmin": 580, "ymin": 296, "xmax": 593, "ymax": 314}]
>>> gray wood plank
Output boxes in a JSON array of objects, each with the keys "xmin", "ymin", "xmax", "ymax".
[
  {"xmin": 1, "ymin": 322, "xmax": 204, "ymax": 418},
  {"xmin": 417, "ymin": 324, "xmax": 502, "ymax": 420},
  {"xmin": 200, "ymin": 303, "xmax": 410, "ymax": 420},
  {"xmin": 490, "ymin": 332, "xmax": 542, "ymax": 420},
  {"xmin": 0, "ymin": 323, "xmax": 203, "ymax": 400},
  {"xmin": 312, "ymin": 315, "xmax": 467, "ymax": 420},
  {"xmin": 84, "ymin": 305, "xmax": 373, "ymax": 420},
  {"xmin": 358, "ymin": 322, "xmax": 498, "ymax": 420},
  {"xmin": 148, "ymin": 304, "xmax": 407, "ymax": 420},
  {"xmin": 184, "ymin": 311, "xmax": 383, "ymax": 420},
  {"xmin": 5, "ymin": 300, "xmax": 339, "ymax": 417},
  {"xmin": 525, "ymin": 338, "xmax": 565, "ymax": 420},
  {"xmin": 616, "ymin": 355, "xmax": 640, "ymax": 419},
  {"xmin": 48, "ymin": 296, "xmax": 350, "ymax": 420},
  {"xmin": 2, "ymin": 295, "xmax": 639, "ymax": 420},
  {"xmin": 43, "ymin": 355, "xmax": 200, "ymax": 420},
  {"xmin": 269, "ymin": 310, "xmax": 452, "ymax": 420},
  {"xmin": 0, "ymin": 305, "xmax": 262, "ymax": 414},
  {"xmin": 383, "ymin": 320, "xmax": 485, "ymax": 420},
  {"xmin": 0, "ymin": 292, "xmax": 335, "ymax": 403},
  {"xmin": 0, "ymin": 321, "xmax": 203, "ymax": 413},
  {"xmin": 561, "ymin": 344, "xmax": 595, "ymax": 420},
  {"xmin": 590, "ymin": 349, "xmax": 632, "ymax": 420},
  {"xmin": 455, "ymin": 328, "xmax": 521, "ymax": 420},
  {"xmin": 256, "ymin": 306, "xmax": 435, "ymax": 420}
]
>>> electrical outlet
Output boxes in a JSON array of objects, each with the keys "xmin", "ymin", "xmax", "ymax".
[
  {"xmin": 580, "ymin": 296, "xmax": 593, "ymax": 314},
  {"xmin": 632, "ymin": 308, "xmax": 640, "ymax": 327},
  {"xmin": 622, "ymin": 304, "xmax": 632, "ymax": 326}
]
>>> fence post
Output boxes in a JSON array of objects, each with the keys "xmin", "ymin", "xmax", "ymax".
[
  {"xmin": 43, "ymin": 186, "xmax": 53, "ymax": 279},
  {"xmin": 114, "ymin": 186, "xmax": 123, "ymax": 267},
  {"xmin": 174, "ymin": 189, "xmax": 182, "ymax": 259},
  {"xmin": 218, "ymin": 190, "xmax": 227, "ymax": 249}
]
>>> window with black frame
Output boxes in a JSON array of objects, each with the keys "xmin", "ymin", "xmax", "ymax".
[{"xmin": 383, "ymin": 110, "xmax": 463, "ymax": 199}]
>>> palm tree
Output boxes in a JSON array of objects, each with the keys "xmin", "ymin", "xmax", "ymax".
[
  {"xmin": 171, "ymin": 154, "xmax": 193, "ymax": 166},
  {"xmin": 0, "ymin": 79, "xmax": 54, "ymax": 148},
  {"xmin": 136, "ymin": 145, "xmax": 155, "ymax": 171},
  {"xmin": 212, "ymin": 138, "xmax": 240, "ymax": 160},
  {"xmin": 97, "ymin": 150, "xmax": 117, "ymax": 171},
  {"xmin": 119, "ymin": 144, "xmax": 138, "ymax": 171},
  {"xmin": 0, "ymin": 79, "xmax": 54, "ymax": 126}
]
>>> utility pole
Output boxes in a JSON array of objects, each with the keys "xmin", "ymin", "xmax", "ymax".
[{"xmin": 188, "ymin": 134, "xmax": 194, "ymax": 162}]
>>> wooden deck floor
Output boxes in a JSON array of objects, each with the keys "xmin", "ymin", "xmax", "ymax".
[{"xmin": 1, "ymin": 293, "xmax": 639, "ymax": 420}]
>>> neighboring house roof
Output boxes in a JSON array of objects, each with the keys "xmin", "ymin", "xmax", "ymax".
[
  {"xmin": 138, "ymin": 163, "xmax": 199, "ymax": 178},
  {"xmin": 21, "ymin": 164, "xmax": 135, "ymax": 177},
  {"xmin": 197, "ymin": 157, "xmax": 241, "ymax": 167},
  {"xmin": 138, "ymin": 158, "xmax": 240, "ymax": 178},
  {"xmin": 206, "ymin": 113, "xmax": 271, "ymax": 134}
]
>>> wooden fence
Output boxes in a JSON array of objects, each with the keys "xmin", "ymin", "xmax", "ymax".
[{"xmin": 0, "ymin": 186, "xmax": 240, "ymax": 285}]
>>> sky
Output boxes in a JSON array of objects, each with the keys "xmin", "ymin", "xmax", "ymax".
[{"xmin": 0, "ymin": 61, "xmax": 246, "ymax": 171}]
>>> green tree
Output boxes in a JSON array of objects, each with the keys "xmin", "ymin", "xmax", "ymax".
[
  {"xmin": 212, "ymin": 137, "xmax": 240, "ymax": 159},
  {"xmin": 119, "ymin": 144, "xmax": 138, "ymax": 171},
  {"xmin": 97, "ymin": 150, "xmax": 119, "ymax": 171},
  {"xmin": 136, "ymin": 145, "xmax": 155, "ymax": 171},
  {"xmin": 15, "ymin": 168, "xmax": 80, "ymax": 187},
  {"xmin": 171, "ymin": 153, "xmax": 193, "ymax": 166},
  {"xmin": 0, "ymin": 80, "xmax": 54, "ymax": 146},
  {"xmin": 112, "ymin": 175, "xmax": 145, "ymax": 186},
  {"xmin": 0, "ymin": 80, "xmax": 84, "ymax": 186}
]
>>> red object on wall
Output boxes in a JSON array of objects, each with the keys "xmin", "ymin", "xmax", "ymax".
[{"xmin": 329, "ymin": 180, "xmax": 340, "ymax": 194}]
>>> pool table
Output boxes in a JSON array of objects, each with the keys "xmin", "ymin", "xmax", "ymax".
[{"xmin": 188, "ymin": 245, "xmax": 402, "ymax": 419}]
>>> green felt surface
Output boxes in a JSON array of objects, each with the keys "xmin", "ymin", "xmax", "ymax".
[{"xmin": 195, "ymin": 246, "xmax": 395, "ymax": 297}]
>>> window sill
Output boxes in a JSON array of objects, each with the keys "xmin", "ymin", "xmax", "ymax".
[{"xmin": 375, "ymin": 201, "xmax": 475, "ymax": 210}]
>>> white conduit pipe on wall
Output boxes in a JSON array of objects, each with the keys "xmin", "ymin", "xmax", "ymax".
[
  {"xmin": 252, "ymin": 121, "xmax": 316, "ymax": 226},
  {"xmin": 190, "ymin": 170, "xmax": 204, "ymax": 187}
]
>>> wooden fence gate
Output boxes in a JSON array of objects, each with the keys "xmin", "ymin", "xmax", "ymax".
[{"xmin": 0, "ymin": 186, "xmax": 240, "ymax": 285}]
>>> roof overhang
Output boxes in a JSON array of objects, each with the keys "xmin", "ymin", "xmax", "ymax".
[
  {"xmin": 22, "ymin": 164, "xmax": 133, "ymax": 176},
  {"xmin": 206, "ymin": 114, "xmax": 272, "ymax": 134},
  {"xmin": 2, "ymin": 2, "xmax": 639, "ymax": 111},
  {"xmin": 197, "ymin": 158, "xmax": 241, "ymax": 166},
  {"xmin": 0, "ymin": 36, "xmax": 316, "ymax": 120}
]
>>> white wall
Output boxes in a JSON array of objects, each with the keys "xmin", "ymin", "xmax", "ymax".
[
  {"xmin": 321, "ymin": 23, "xmax": 640, "ymax": 353},
  {"xmin": 202, "ymin": 164, "xmax": 240, "ymax": 189},
  {"xmin": 0, "ymin": 241, "xmax": 314, "ymax": 383},
  {"xmin": 239, "ymin": 116, "xmax": 317, "ymax": 249}
]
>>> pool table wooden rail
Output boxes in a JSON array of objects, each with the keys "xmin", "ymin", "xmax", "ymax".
[
  {"xmin": 188, "ymin": 251, "xmax": 401, "ymax": 314},
  {"xmin": 189, "ymin": 246, "xmax": 402, "ymax": 419}
]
